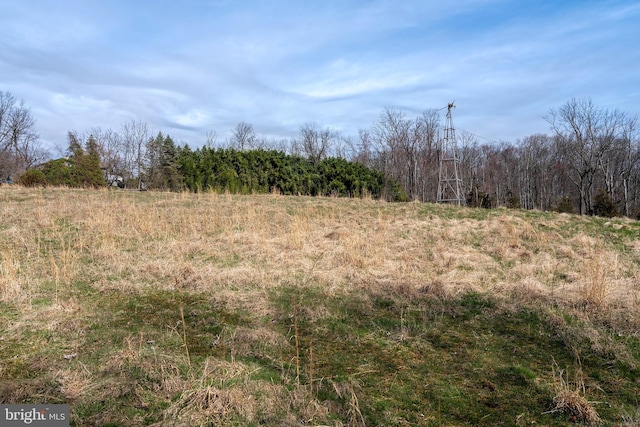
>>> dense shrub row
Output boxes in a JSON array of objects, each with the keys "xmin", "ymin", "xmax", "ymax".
[
  {"xmin": 19, "ymin": 140, "xmax": 407, "ymax": 201},
  {"xmin": 176, "ymin": 147, "xmax": 407, "ymax": 200}
]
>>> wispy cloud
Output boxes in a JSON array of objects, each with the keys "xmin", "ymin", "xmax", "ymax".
[{"xmin": 1, "ymin": 0, "xmax": 638, "ymax": 149}]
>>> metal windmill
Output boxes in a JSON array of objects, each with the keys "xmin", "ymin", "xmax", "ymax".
[{"xmin": 436, "ymin": 102, "xmax": 465, "ymax": 205}]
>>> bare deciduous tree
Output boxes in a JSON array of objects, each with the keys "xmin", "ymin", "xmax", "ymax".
[
  {"xmin": 0, "ymin": 91, "xmax": 46, "ymax": 179},
  {"xmin": 205, "ymin": 130, "xmax": 218, "ymax": 149},
  {"xmin": 0, "ymin": 91, "xmax": 16, "ymax": 147},
  {"xmin": 298, "ymin": 123, "xmax": 334, "ymax": 164},
  {"xmin": 354, "ymin": 129, "xmax": 373, "ymax": 168},
  {"xmin": 121, "ymin": 120, "xmax": 148, "ymax": 189},
  {"xmin": 517, "ymin": 134, "xmax": 555, "ymax": 210},
  {"xmin": 333, "ymin": 135, "xmax": 355, "ymax": 160},
  {"xmin": 618, "ymin": 116, "xmax": 640, "ymax": 216},
  {"xmin": 416, "ymin": 109, "xmax": 441, "ymax": 201},
  {"xmin": 546, "ymin": 98, "xmax": 625, "ymax": 214},
  {"xmin": 230, "ymin": 122, "xmax": 256, "ymax": 151},
  {"xmin": 370, "ymin": 108, "xmax": 441, "ymax": 201}
]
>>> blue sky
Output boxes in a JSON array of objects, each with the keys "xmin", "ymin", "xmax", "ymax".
[{"xmin": 2, "ymin": 0, "xmax": 638, "ymax": 150}]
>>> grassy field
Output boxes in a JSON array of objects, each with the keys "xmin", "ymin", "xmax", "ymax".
[{"xmin": 1, "ymin": 186, "xmax": 639, "ymax": 426}]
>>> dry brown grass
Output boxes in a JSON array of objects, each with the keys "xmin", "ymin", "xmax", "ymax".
[
  {"xmin": 581, "ymin": 248, "xmax": 609, "ymax": 308},
  {"xmin": 1, "ymin": 186, "xmax": 639, "ymax": 424},
  {"xmin": 2, "ymin": 185, "xmax": 639, "ymax": 338},
  {"xmin": 47, "ymin": 192, "xmax": 640, "ymax": 303},
  {"xmin": 0, "ymin": 250, "xmax": 21, "ymax": 301},
  {"xmin": 546, "ymin": 361, "xmax": 601, "ymax": 425},
  {"xmin": 156, "ymin": 359, "xmax": 332, "ymax": 426}
]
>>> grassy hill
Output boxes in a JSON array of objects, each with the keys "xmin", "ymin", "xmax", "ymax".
[{"xmin": 1, "ymin": 187, "xmax": 639, "ymax": 426}]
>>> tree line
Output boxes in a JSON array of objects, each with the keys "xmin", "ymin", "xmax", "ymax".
[
  {"xmin": 141, "ymin": 130, "xmax": 402, "ymax": 199},
  {"xmin": 16, "ymin": 125, "xmax": 405, "ymax": 201},
  {"xmin": 3, "ymin": 89, "xmax": 639, "ymax": 217},
  {"xmin": 354, "ymin": 98, "xmax": 639, "ymax": 217}
]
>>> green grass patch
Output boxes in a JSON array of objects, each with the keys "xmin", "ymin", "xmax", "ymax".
[{"xmin": 267, "ymin": 285, "xmax": 639, "ymax": 425}]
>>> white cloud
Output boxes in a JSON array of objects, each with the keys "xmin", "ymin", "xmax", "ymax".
[
  {"xmin": 171, "ymin": 109, "xmax": 210, "ymax": 128},
  {"xmin": 1, "ymin": 0, "xmax": 638, "ymax": 148},
  {"xmin": 50, "ymin": 93, "xmax": 112, "ymax": 112}
]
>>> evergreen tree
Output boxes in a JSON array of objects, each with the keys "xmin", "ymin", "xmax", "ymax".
[
  {"xmin": 144, "ymin": 132, "xmax": 182, "ymax": 191},
  {"xmin": 79, "ymin": 135, "xmax": 106, "ymax": 187},
  {"xmin": 68, "ymin": 131, "xmax": 84, "ymax": 157},
  {"xmin": 40, "ymin": 133, "xmax": 105, "ymax": 187},
  {"xmin": 161, "ymin": 135, "xmax": 181, "ymax": 191}
]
